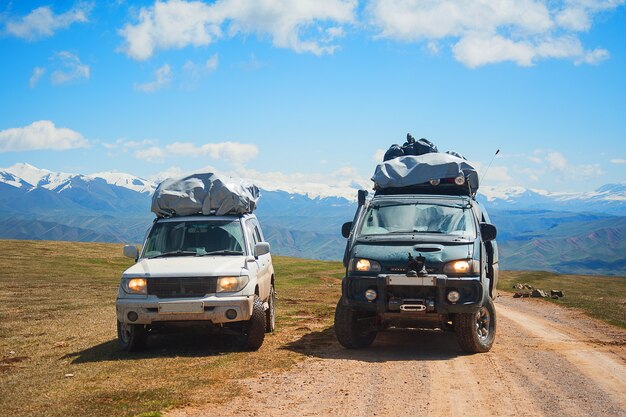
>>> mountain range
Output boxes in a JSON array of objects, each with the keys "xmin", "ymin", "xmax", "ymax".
[{"xmin": 1, "ymin": 163, "xmax": 625, "ymax": 276}]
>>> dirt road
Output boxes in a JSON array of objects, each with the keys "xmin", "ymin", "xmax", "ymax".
[{"xmin": 168, "ymin": 294, "xmax": 626, "ymax": 417}]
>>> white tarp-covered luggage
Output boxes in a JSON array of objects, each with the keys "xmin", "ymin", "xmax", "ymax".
[
  {"xmin": 372, "ymin": 153, "xmax": 479, "ymax": 192},
  {"xmin": 151, "ymin": 173, "xmax": 260, "ymax": 218}
]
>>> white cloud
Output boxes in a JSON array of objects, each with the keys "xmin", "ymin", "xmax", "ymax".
[
  {"xmin": 134, "ymin": 64, "xmax": 172, "ymax": 92},
  {"xmin": 135, "ymin": 141, "xmax": 259, "ymax": 164},
  {"xmin": 135, "ymin": 146, "xmax": 166, "ymax": 162},
  {"xmin": 50, "ymin": 51, "xmax": 90, "ymax": 85},
  {"xmin": 29, "ymin": 67, "xmax": 45, "ymax": 88},
  {"xmin": 611, "ymin": 158, "xmax": 626, "ymax": 164},
  {"xmin": 0, "ymin": 120, "xmax": 88, "ymax": 153},
  {"xmin": 3, "ymin": 4, "xmax": 90, "ymax": 40},
  {"xmin": 470, "ymin": 161, "xmax": 513, "ymax": 185},
  {"xmin": 149, "ymin": 166, "xmax": 190, "ymax": 182},
  {"xmin": 367, "ymin": 0, "xmax": 624, "ymax": 67},
  {"xmin": 547, "ymin": 151, "xmax": 568, "ymax": 171},
  {"xmin": 165, "ymin": 141, "xmax": 259, "ymax": 164},
  {"xmin": 118, "ymin": 0, "xmax": 357, "ymax": 60},
  {"xmin": 183, "ymin": 54, "xmax": 219, "ymax": 80},
  {"xmin": 373, "ymin": 148, "xmax": 385, "ymax": 162},
  {"xmin": 103, "ymin": 138, "xmax": 155, "ymax": 152},
  {"xmin": 530, "ymin": 151, "xmax": 605, "ymax": 182},
  {"xmin": 205, "ymin": 54, "xmax": 219, "ymax": 71}
]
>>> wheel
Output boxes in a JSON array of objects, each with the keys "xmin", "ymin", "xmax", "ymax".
[
  {"xmin": 117, "ymin": 320, "xmax": 148, "ymax": 352},
  {"xmin": 265, "ymin": 285, "xmax": 276, "ymax": 333},
  {"xmin": 455, "ymin": 297, "xmax": 496, "ymax": 353},
  {"xmin": 334, "ymin": 298, "xmax": 377, "ymax": 349},
  {"xmin": 237, "ymin": 295, "xmax": 266, "ymax": 351}
]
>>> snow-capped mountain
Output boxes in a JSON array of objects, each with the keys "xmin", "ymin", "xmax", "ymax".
[
  {"xmin": 2, "ymin": 163, "xmax": 626, "ymax": 214},
  {"xmin": 1, "ymin": 163, "xmax": 625, "ymax": 274},
  {"xmin": 88, "ymin": 171, "xmax": 156, "ymax": 194},
  {"xmin": 1, "ymin": 163, "xmax": 156, "ymax": 194},
  {"xmin": 478, "ymin": 184, "xmax": 626, "ymax": 215}
]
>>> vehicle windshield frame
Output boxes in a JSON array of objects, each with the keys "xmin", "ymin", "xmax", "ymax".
[
  {"xmin": 141, "ymin": 217, "xmax": 248, "ymax": 259},
  {"xmin": 356, "ymin": 200, "xmax": 477, "ymax": 239}
]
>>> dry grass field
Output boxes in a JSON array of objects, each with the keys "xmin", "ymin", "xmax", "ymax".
[
  {"xmin": 0, "ymin": 240, "xmax": 343, "ymax": 417},
  {"xmin": 1, "ymin": 239, "xmax": 624, "ymax": 416}
]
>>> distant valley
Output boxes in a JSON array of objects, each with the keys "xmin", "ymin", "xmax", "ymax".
[{"xmin": 1, "ymin": 163, "xmax": 625, "ymax": 276}]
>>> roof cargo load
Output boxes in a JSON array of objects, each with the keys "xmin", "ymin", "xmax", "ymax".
[
  {"xmin": 151, "ymin": 173, "xmax": 260, "ymax": 218},
  {"xmin": 372, "ymin": 153, "xmax": 479, "ymax": 195}
]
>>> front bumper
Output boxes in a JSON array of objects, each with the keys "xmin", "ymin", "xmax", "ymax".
[
  {"xmin": 342, "ymin": 273, "xmax": 485, "ymax": 314},
  {"xmin": 116, "ymin": 294, "xmax": 255, "ymax": 325}
]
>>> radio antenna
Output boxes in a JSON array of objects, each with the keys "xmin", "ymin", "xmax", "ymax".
[{"xmin": 480, "ymin": 149, "xmax": 500, "ymax": 185}]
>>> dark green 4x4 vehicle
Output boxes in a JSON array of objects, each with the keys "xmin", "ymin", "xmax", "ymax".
[{"xmin": 335, "ymin": 153, "xmax": 499, "ymax": 353}]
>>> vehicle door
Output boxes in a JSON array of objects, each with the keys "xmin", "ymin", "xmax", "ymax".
[{"xmin": 246, "ymin": 219, "xmax": 270, "ymax": 298}]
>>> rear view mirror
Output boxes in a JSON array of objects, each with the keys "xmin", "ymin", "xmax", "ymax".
[
  {"xmin": 480, "ymin": 223, "xmax": 497, "ymax": 242},
  {"xmin": 123, "ymin": 245, "xmax": 139, "ymax": 260},
  {"xmin": 341, "ymin": 222, "xmax": 353, "ymax": 239},
  {"xmin": 254, "ymin": 242, "xmax": 271, "ymax": 257}
]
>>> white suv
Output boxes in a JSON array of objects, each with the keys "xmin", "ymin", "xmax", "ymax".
[{"xmin": 116, "ymin": 213, "xmax": 275, "ymax": 352}]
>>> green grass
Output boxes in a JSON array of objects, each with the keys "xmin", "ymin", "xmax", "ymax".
[
  {"xmin": 0, "ymin": 240, "xmax": 344, "ymax": 417},
  {"xmin": 498, "ymin": 270, "xmax": 626, "ymax": 328}
]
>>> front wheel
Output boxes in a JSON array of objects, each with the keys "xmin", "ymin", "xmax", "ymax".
[
  {"xmin": 236, "ymin": 295, "xmax": 266, "ymax": 351},
  {"xmin": 334, "ymin": 298, "xmax": 377, "ymax": 349},
  {"xmin": 117, "ymin": 320, "xmax": 148, "ymax": 352},
  {"xmin": 455, "ymin": 297, "xmax": 496, "ymax": 353}
]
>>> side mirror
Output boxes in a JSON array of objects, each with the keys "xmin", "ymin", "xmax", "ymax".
[
  {"xmin": 254, "ymin": 242, "xmax": 271, "ymax": 257},
  {"xmin": 480, "ymin": 223, "xmax": 497, "ymax": 242},
  {"xmin": 123, "ymin": 245, "xmax": 139, "ymax": 260},
  {"xmin": 341, "ymin": 222, "xmax": 353, "ymax": 239},
  {"xmin": 358, "ymin": 190, "xmax": 368, "ymax": 206}
]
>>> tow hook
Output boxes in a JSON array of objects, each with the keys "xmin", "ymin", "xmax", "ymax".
[{"xmin": 400, "ymin": 304, "xmax": 427, "ymax": 312}]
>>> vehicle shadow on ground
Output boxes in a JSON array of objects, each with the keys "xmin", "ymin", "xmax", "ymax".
[
  {"xmin": 284, "ymin": 326, "xmax": 465, "ymax": 362},
  {"xmin": 64, "ymin": 330, "xmax": 247, "ymax": 364}
]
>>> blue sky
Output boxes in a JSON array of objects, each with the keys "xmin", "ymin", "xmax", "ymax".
[{"xmin": 1, "ymin": 0, "xmax": 625, "ymax": 198}]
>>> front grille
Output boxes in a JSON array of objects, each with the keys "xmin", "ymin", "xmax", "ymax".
[
  {"xmin": 147, "ymin": 277, "xmax": 217, "ymax": 298},
  {"xmin": 387, "ymin": 285, "xmax": 436, "ymax": 299}
]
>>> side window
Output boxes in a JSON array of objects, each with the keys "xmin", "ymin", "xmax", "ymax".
[
  {"xmin": 254, "ymin": 225, "xmax": 263, "ymax": 243},
  {"xmin": 246, "ymin": 220, "xmax": 259, "ymax": 250}
]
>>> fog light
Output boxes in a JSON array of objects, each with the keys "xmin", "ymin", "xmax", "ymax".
[
  {"xmin": 429, "ymin": 179, "xmax": 441, "ymax": 186},
  {"xmin": 454, "ymin": 176, "xmax": 466, "ymax": 186},
  {"xmin": 365, "ymin": 289, "xmax": 377, "ymax": 302},
  {"xmin": 225, "ymin": 309, "xmax": 238, "ymax": 320},
  {"xmin": 127, "ymin": 311, "xmax": 138, "ymax": 322},
  {"xmin": 447, "ymin": 290, "xmax": 461, "ymax": 303}
]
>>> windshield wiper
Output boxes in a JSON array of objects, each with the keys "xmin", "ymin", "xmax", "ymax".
[
  {"xmin": 197, "ymin": 250, "xmax": 244, "ymax": 256},
  {"xmin": 389, "ymin": 229, "xmax": 444, "ymax": 234},
  {"xmin": 149, "ymin": 250, "xmax": 197, "ymax": 259}
]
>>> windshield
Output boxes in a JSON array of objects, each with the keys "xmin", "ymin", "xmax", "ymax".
[
  {"xmin": 143, "ymin": 220, "xmax": 246, "ymax": 258},
  {"xmin": 358, "ymin": 202, "xmax": 476, "ymax": 238}
]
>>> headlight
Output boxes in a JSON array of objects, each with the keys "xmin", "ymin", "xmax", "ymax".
[
  {"xmin": 350, "ymin": 258, "xmax": 382, "ymax": 273},
  {"xmin": 443, "ymin": 260, "xmax": 479, "ymax": 276},
  {"xmin": 123, "ymin": 278, "xmax": 147, "ymax": 294},
  {"xmin": 217, "ymin": 276, "xmax": 249, "ymax": 293}
]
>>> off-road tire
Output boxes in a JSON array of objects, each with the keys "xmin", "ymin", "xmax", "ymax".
[
  {"xmin": 334, "ymin": 298, "xmax": 377, "ymax": 349},
  {"xmin": 117, "ymin": 320, "xmax": 148, "ymax": 352},
  {"xmin": 455, "ymin": 297, "xmax": 496, "ymax": 353},
  {"xmin": 237, "ymin": 295, "xmax": 266, "ymax": 351},
  {"xmin": 265, "ymin": 285, "xmax": 276, "ymax": 333}
]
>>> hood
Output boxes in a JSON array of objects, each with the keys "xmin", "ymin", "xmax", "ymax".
[
  {"xmin": 122, "ymin": 256, "xmax": 247, "ymax": 278},
  {"xmin": 352, "ymin": 240, "xmax": 474, "ymax": 273}
]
